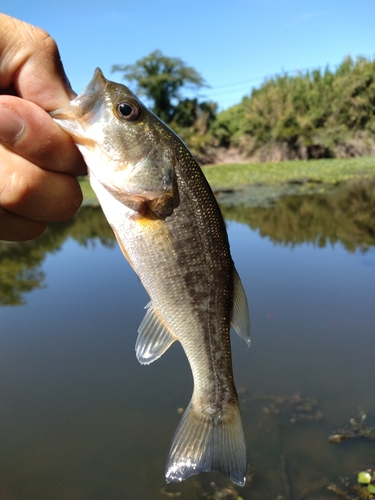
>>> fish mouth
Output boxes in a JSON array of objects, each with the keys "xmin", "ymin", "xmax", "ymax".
[{"xmin": 50, "ymin": 68, "xmax": 108, "ymax": 121}]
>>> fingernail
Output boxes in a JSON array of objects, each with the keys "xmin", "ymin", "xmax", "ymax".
[{"xmin": 0, "ymin": 105, "xmax": 25, "ymax": 144}]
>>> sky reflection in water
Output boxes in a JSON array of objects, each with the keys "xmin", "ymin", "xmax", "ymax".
[{"xmin": 0, "ymin": 189, "xmax": 374, "ymax": 499}]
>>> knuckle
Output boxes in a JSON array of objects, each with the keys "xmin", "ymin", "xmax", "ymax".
[
  {"xmin": 0, "ymin": 170, "xmax": 31, "ymax": 209},
  {"xmin": 54, "ymin": 178, "xmax": 83, "ymax": 221},
  {"xmin": 31, "ymin": 28, "xmax": 59, "ymax": 55}
]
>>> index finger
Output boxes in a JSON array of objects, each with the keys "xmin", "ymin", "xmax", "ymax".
[
  {"xmin": 0, "ymin": 95, "xmax": 86, "ymax": 175},
  {"xmin": 0, "ymin": 13, "xmax": 74, "ymax": 110}
]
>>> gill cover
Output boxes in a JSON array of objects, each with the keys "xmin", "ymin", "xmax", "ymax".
[{"xmin": 51, "ymin": 68, "xmax": 178, "ymax": 218}]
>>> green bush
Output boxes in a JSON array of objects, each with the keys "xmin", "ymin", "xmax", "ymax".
[{"xmin": 211, "ymin": 56, "xmax": 375, "ymax": 161}]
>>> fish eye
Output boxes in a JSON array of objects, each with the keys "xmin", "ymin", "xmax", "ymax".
[{"xmin": 116, "ymin": 100, "xmax": 141, "ymax": 121}]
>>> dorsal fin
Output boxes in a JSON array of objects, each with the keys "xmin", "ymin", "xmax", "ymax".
[
  {"xmin": 231, "ymin": 269, "xmax": 251, "ymax": 347},
  {"xmin": 136, "ymin": 302, "xmax": 177, "ymax": 364}
]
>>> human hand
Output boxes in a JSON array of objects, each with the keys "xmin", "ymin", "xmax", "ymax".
[{"xmin": 0, "ymin": 14, "xmax": 86, "ymax": 241}]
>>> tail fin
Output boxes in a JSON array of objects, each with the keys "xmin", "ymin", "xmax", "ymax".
[{"xmin": 165, "ymin": 400, "xmax": 247, "ymax": 486}]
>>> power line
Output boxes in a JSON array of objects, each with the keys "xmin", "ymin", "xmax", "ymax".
[
  {"xmin": 206, "ymin": 65, "xmax": 319, "ymax": 94},
  {"xmin": 200, "ymin": 64, "xmax": 344, "ymax": 107},
  {"xmin": 208, "ymin": 75, "xmax": 265, "ymax": 90},
  {"xmin": 205, "ymin": 57, "xmax": 374, "ymax": 99},
  {"xmin": 180, "ymin": 64, "xmax": 332, "ymax": 108},
  {"xmin": 205, "ymin": 86, "xmax": 254, "ymax": 98}
]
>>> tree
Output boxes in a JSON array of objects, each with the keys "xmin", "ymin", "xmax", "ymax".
[{"xmin": 112, "ymin": 50, "xmax": 207, "ymax": 123}]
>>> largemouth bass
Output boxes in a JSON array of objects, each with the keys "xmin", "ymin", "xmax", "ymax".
[{"xmin": 51, "ymin": 69, "xmax": 251, "ymax": 486}]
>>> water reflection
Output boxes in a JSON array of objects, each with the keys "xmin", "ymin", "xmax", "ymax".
[
  {"xmin": 2, "ymin": 178, "xmax": 374, "ymax": 307},
  {"xmin": 220, "ymin": 177, "xmax": 375, "ymax": 251},
  {"xmin": 0, "ymin": 240, "xmax": 45, "ymax": 306},
  {"xmin": 0, "ymin": 207, "xmax": 115, "ymax": 306}
]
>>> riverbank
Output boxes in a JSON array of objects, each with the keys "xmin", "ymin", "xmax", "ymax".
[
  {"xmin": 202, "ymin": 156, "xmax": 375, "ymax": 187},
  {"xmin": 79, "ymin": 156, "xmax": 375, "ymax": 207}
]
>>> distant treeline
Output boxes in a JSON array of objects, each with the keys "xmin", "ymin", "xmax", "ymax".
[{"xmin": 178, "ymin": 56, "xmax": 375, "ymax": 163}]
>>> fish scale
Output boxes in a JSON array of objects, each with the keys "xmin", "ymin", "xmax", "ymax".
[{"xmin": 51, "ymin": 68, "xmax": 251, "ymax": 486}]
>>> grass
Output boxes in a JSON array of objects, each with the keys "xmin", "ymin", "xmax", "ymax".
[
  {"xmin": 78, "ymin": 157, "xmax": 375, "ymax": 202},
  {"xmin": 202, "ymin": 157, "xmax": 375, "ymax": 189}
]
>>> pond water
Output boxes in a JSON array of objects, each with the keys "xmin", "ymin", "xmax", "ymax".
[{"xmin": 0, "ymin": 179, "xmax": 374, "ymax": 499}]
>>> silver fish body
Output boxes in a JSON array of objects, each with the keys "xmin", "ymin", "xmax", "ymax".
[{"xmin": 51, "ymin": 69, "xmax": 251, "ymax": 486}]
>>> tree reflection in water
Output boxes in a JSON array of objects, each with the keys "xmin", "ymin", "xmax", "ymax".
[
  {"xmin": 1, "ymin": 177, "xmax": 374, "ymax": 306},
  {"xmin": 220, "ymin": 177, "xmax": 375, "ymax": 252},
  {"xmin": 0, "ymin": 207, "xmax": 115, "ymax": 306}
]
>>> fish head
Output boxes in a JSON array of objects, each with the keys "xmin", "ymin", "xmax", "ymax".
[{"xmin": 51, "ymin": 68, "xmax": 178, "ymax": 215}]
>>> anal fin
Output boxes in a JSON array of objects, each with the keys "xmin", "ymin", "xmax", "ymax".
[{"xmin": 231, "ymin": 268, "xmax": 251, "ymax": 347}]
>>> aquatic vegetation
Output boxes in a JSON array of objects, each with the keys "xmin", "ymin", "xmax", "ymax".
[
  {"xmin": 239, "ymin": 390, "xmax": 323, "ymax": 425},
  {"xmin": 328, "ymin": 416, "xmax": 375, "ymax": 498},
  {"xmin": 358, "ymin": 471, "xmax": 373, "ymax": 485},
  {"xmin": 328, "ymin": 469, "xmax": 375, "ymax": 499},
  {"xmin": 329, "ymin": 413, "xmax": 375, "ymax": 443}
]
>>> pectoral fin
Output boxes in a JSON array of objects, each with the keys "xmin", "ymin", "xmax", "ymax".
[
  {"xmin": 136, "ymin": 302, "xmax": 177, "ymax": 364},
  {"xmin": 148, "ymin": 191, "xmax": 176, "ymax": 218},
  {"xmin": 231, "ymin": 269, "xmax": 251, "ymax": 347}
]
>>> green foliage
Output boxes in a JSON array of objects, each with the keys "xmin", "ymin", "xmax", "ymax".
[
  {"xmin": 111, "ymin": 54, "xmax": 375, "ymax": 163},
  {"xmin": 212, "ymin": 56, "xmax": 375, "ymax": 161},
  {"xmin": 210, "ymin": 104, "xmax": 247, "ymax": 147},
  {"xmin": 112, "ymin": 50, "xmax": 207, "ymax": 124},
  {"xmin": 167, "ymin": 99, "xmax": 218, "ymax": 162},
  {"xmin": 111, "ymin": 50, "xmax": 219, "ymax": 160},
  {"xmin": 104, "ymin": 54, "xmax": 375, "ymax": 164}
]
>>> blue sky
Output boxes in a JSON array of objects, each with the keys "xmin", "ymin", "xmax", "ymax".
[{"xmin": 2, "ymin": 0, "xmax": 374, "ymax": 110}]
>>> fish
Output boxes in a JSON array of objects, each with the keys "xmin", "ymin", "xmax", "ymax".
[{"xmin": 50, "ymin": 68, "xmax": 251, "ymax": 486}]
